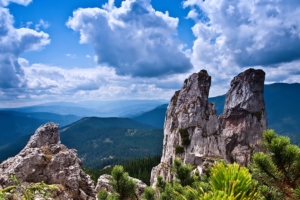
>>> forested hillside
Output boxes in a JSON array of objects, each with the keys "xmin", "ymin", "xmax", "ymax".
[
  {"xmin": 59, "ymin": 117, "xmax": 163, "ymax": 169},
  {"xmin": 84, "ymin": 155, "xmax": 161, "ymax": 185}
]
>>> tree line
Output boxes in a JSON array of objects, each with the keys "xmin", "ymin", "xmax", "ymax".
[{"xmin": 84, "ymin": 155, "xmax": 161, "ymax": 185}]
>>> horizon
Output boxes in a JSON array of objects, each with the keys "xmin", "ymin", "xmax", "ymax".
[
  {"xmin": 1, "ymin": 82, "xmax": 299, "ymax": 108},
  {"xmin": 1, "ymin": 0, "xmax": 300, "ymax": 107}
]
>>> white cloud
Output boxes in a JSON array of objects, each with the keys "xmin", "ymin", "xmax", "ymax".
[
  {"xmin": 0, "ymin": 5, "xmax": 50, "ymax": 90},
  {"xmin": 66, "ymin": 53, "xmax": 76, "ymax": 59},
  {"xmin": 66, "ymin": 0, "xmax": 193, "ymax": 78},
  {"xmin": 183, "ymin": 0, "xmax": 300, "ymax": 94},
  {"xmin": 11, "ymin": 59, "xmax": 179, "ymax": 103},
  {"xmin": 186, "ymin": 9, "xmax": 198, "ymax": 21},
  {"xmin": 0, "ymin": 0, "xmax": 31, "ymax": 7},
  {"xmin": 35, "ymin": 19, "xmax": 50, "ymax": 31},
  {"xmin": 26, "ymin": 21, "xmax": 33, "ymax": 28}
]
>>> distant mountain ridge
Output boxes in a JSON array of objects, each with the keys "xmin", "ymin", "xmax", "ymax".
[
  {"xmin": 1, "ymin": 83, "xmax": 299, "ymax": 168},
  {"xmin": 133, "ymin": 104, "xmax": 168, "ymax": 128},
  {"xmin": 0, "ymin": 111, "xmax": 80, "ymax": 145},
  {"xmin": 1, "ymin": 100, "xmax": 168, "ymax": 118}
]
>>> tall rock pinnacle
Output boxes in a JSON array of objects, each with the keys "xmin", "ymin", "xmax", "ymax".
[
  {"xmin": 151, "ymin": 70, "xmax": 223, "ymax": 186},
  {"xmin": 150, "ymin": 68, "xmax": 267, "ymax": 187},
  {"xmin": 220, "ymin": 68, "xmax": 267, "ymax": 165}
]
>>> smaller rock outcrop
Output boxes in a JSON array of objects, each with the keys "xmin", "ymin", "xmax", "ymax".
[
  {"xmin": 95, "ymin": 174, "xmax": 147, "ymax": 198},
  {"xmin": 0, "ymin": 122, "xmax": 96, "ymax": 200}
]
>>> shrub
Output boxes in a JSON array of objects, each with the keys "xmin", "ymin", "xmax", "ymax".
[
  {"xmin": 175, "ymin": 145, "xmax": 185, "ymax": 154},
  {"xmin": 179, "ymin": 129, "xmax": 191, "ymax": 147}
]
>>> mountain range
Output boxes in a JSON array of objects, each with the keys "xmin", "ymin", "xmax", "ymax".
[
  {"xmin": 0, "ymin": 83, "xmax": 299, "ymax": 168},
  {"xmin": 0, "ymin": 111, "xmax": 80, "ymax": 145},
  {"xmin": 2, "ymin": 100, "xmax": 167, "ymax": 117}
]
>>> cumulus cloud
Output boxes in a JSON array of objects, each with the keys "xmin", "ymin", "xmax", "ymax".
[
  {"xmin": 0, "ymin": 5, "xmax": 50, "ymax": 89},
  {"xmin": 9, "ymin": 59, "xmax": 177, "ymax": 103},
  {"xmin": 183, "ymin": 0, "xmax": 300, "ymax": 91},
  {"xmin": 66, "ymin": 0, "xmax": 192, "ymax": 77}
]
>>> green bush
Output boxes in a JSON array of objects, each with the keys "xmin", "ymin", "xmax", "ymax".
[
  {"xmin": 175, "ymin": 145, "xmax": 185, "ymax": 154},
  {"xmin": 142, "ymin": 187, "xmax": 156, "ymax": 200},
  {"xmin": 179, "ymin": 129, "xmax": 191, "ymax": 147}
]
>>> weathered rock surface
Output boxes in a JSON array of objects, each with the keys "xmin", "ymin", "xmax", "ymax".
[
  {"xmin": 150, "ymin": 68, "xmax": 267, "ymax": 187},
  {"xmin": 220, "ymin": 68, "xmax": 267, "ymax": 165},
  {"xmin": 95, "ymin": 174, "xmax": 147, "ymax": 198},
  {"xmin": 0, "ymin": 122, "xmax": 96, "ymax": 200},
  {"xmin": 151, "ymin": 70, "xmax": 224, "ymax": 186}
]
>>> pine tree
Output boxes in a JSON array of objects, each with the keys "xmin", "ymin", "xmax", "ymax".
[
  {"xmin": 142, "ymin": 187, "xmax": 156, "ymax": 200},
  {"xmin": 172, "ymin": 158, "xmax": 194, "ymax": 187},
  {"xmin": 251, "ymin": 129, "xmax": 300, "ymax": 199},
  {"xmin": 109, "ymin": 165, "xmax": 138, "ymax": 200}
]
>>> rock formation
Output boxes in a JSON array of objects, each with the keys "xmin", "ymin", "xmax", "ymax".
[
  {"xmin": 95, "ymin": 174, "xmax": 147, "ymax": 197},
  {"xmin": 0, "ymin": 122, "xmax": 96, "ymax": 200},
  {"xmin": 151, "ymin": 70, "xmax": 224, "ymax": 185},
  {"xmin": 220, "ymin": 68, "xmax": 267, "ymax": 165},
  {"xmin": 151, "ymin": 68, "xmax": 267, "ymax": 187}
]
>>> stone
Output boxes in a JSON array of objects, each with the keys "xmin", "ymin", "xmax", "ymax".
[
  {"xmin": 95, "ymin": 174, "xmax": 113, "ymax": 194},
  {"xmin": 0, "ymin": 122, "xmax": 96, "ymax": 200}
]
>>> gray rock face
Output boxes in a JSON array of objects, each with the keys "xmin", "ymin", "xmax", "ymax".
[
  {"xmin": 151, "ymin": 70, "xmax": 224, "ymax": 186},
  {"xmin": 0, "ymin": 122, "xmax": 96, "ymax": 200},
  {"xmin": 95, "ymin": 174, "xmax": 113, "ymax": 195},
  {"xmin": 151, "ymin": 68, "xmax": 267, "ymax": 187},
  {"xmin": 220, "ymin": 68, "xmax": 267, "ymax": 165},
  {"xmin": 95, "ymin": 174, "xmax": 147, "ymax": 198}
]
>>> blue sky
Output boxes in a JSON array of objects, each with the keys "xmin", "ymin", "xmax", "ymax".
[{"xmin": 1, "ymin": 0, "xmax": 300, "ymax": 107}]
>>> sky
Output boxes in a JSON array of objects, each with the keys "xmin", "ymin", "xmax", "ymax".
[{"xmin": 1, "ymin": 0, "xmax": 300, "ymax": 107}]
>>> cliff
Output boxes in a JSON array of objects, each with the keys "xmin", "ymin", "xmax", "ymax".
[{"xmin": 151, "ymin": 68, "xmax": 267, "ymax": 186}]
